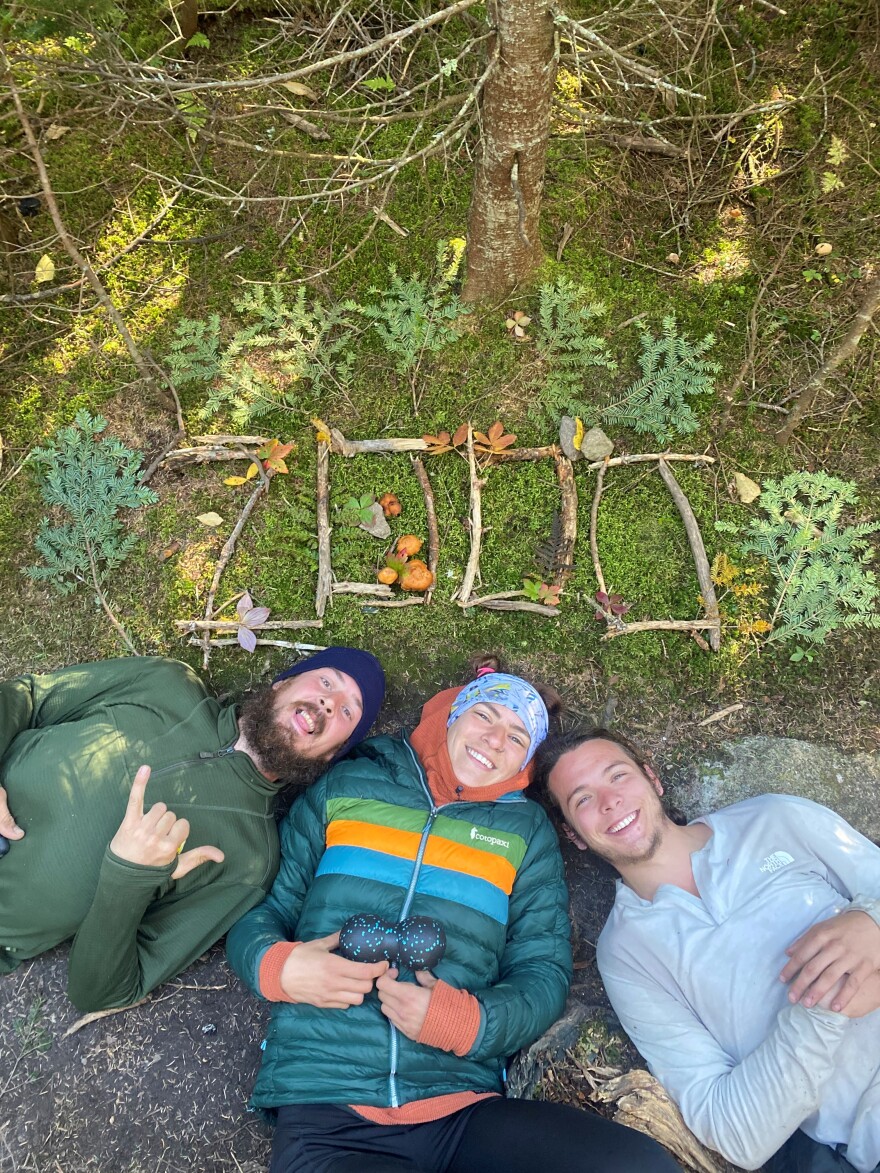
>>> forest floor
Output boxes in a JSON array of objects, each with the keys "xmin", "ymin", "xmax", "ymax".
[{"xmin": 1, "ymin": 0, "xmax": 879, "ymax": 1168}]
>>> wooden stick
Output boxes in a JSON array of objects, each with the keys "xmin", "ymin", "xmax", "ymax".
[
  {"xmin": 174, "ymin": 619, "xmax": 323, "ymax": 632},
  {"xmin": 585, "ymin": 453, "xmax": 715, "ymax": 471},
  {"xmin": 161, "ymin": 444, "xmax": 261, "ymax": 467},
  {"xmin": 332, "ymin": 582, "xmax": 393, "ymax": 597},
  {"xmin": 453, "ymin": 425, "xmax": 483, "ymax": 603},
  {"xmin": 201, "ymin": 463, "xmax": 272, "ymax": 669},
  {"xmin": 776, "ymin": 277, "xmax": 880, "ymax": 444},
  {"xmin": 698, "ymin": 702, "xmax": 744, "ymax": 727},
  {"xmin": 191, "ymin": 435, "xmax": 271, "ymax": 446},
  {"xmin": 331, "ymin": 427, "xmax": 427, "ymax": 457},
  {"xmin": 190, "ymin": 638, "xmax": 327, "ymax": 652},
  {"xmin": 63, "ymin": 1000, "xmax": 149, "ymax": 1037},
  {"xmin": 411, "ymin": 456, "xmax": 439, "ymax": 603},
  {"xmin": 460, "ymin": 590, "xmax": 525, "ymax": 604},
  {"xmin": 464, "ymin": 597, "xmax": 561, "ymax": 616},
  {"xmin": 657, "ymin": 459, "xmax": 721, "ymax": 651},
  {"xmin": 489, "ymin": 445, "xmax": 560, "ymax": 463},
  {"xmin": 602, "ymin": 619, "xmax": 719, "ymax": 641},
  {"xmin": 589, "ymin": 461, "xmax": 609, "ymax": 598},
  {"xmin": 554, "ymin": 453, "xmax": 578, "ymax": 589},
  {"xmin": 365, "ymin": 597, "xmax": 426, "ymax": 608},
  {"xmin": 315, "ymin": 440, "xmax": 332, "ymax": 619}
]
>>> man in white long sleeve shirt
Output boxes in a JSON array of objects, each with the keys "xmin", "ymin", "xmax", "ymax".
[{"xmin": 534, "ymin": 729, "xmax": 880, "ymax": 1173}]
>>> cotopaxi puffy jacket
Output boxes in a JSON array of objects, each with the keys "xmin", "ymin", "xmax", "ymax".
[{"xmin": 226, "ymin": 730, "xmax": 572, "ymax": 1110}]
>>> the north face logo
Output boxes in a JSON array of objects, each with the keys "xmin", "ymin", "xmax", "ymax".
[
  {"xmin": 760, "ymin": 851, "xmax": 794, "ymax": 874},
  {"xmin": 470, "ymin": 827, "xmax": 510, "ymax": 849}
]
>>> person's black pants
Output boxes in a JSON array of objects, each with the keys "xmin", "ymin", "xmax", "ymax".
[
  {"xmin": 766, "ymin": 1130, "xmax": 876, "ymax": 1173},
  {"xmin": 269, "ymin": 1098, "xmax": 683, "ymax": 1173}
]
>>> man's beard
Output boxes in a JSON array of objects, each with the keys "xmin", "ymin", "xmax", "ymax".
[
  {"xmin": 237, "ymin": 683, "xmax": 331, "ymax": 788},
  {"xmin": 589, "ymin": 825, "xmax": 664, "ymax": 871}
]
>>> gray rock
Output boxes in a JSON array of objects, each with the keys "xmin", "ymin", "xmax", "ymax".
[
  {"xmin": 559, "ymin": 416, "xmax": 583, "ymax": 462},
  {"xmin": 359, "ymin": 502, "xmax": 391, "ymax": 539},
  {"xmin": 671, "ymin": 736, "xmax": 880, "ymax": 841},
  {"xmin": 580, "ymin": 426, "xmax": 614, "ymax": 461}
]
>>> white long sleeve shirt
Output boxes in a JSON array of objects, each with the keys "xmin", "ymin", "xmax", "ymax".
[{"xmin": 597, "ymin": 795, "xmax": 880, "ymax": 1172}]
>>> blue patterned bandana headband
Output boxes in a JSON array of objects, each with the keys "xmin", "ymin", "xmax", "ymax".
[{"xmin": 446, "ymin": 673, "xmax": 549, "ymax": 767}]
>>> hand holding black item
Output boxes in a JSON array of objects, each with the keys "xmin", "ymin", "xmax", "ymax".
[{"xmin": 338, "ymin": 914, "xmax": 447, "ymax": 970}]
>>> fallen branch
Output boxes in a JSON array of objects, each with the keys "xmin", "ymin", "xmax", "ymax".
[
  {"xmin": 697, "ymin": 703, "xmax": 744, "ymax": 727},
  {"xmin": 63, "ymin": 999, "xmax": 149, "ymax": 1037},
  {"xmin": 202, "ymin": 460, "xmax": 272, "ymax": 669},
  {"xmin": 332, "ymin": 582, "xmax": 394, "ymax": 597},
  {"xmin": 585, "ymin": 453, "xmax": 715, "ymax": 471},
  {"xmin": 464, "ymin": 596, "xmax": 561, "ymax": 616},
  {"xmin": 412, "ymin": 456, "xmax": 439, "ymax": 604},
  {"xmin": 657, "ymin": 459, "xmax": 721, "ymax": 651},
  {"xmin": 365, "ymin": 597, "xmax": 426, "ymax": 608},
  {"xmin": 174, "ymin": 619, "xmax": 323, "ymax": 632},
  {"xmin": 602, "ymin": 619, "xmax": 720, "ymax": 641},
  {"xmin": 553, "ymin": 454, "xmax": 578, "ymax": 590},
  {"xmin": 490, "ymin": 445, "xmax": 560, "ymax": 463},
  {"xmin": 315, "ymin": 439, "xmax": 333, "ymax": 619},
  {"xmin": 331, "ymin": 427, "xmax": 428, "ymax": 456},
  {"xmin": 589, "ymin": 460, "xmax": 609, "ymax": 600},
  {"xmin": 453, "ymin": 425, "xmax": 483, "ymax": 604},
  {"xmin": 2, "ymin": 51, "xmax": 153, "ymax": 382},
  {"xmin": 190, "ymin": 638, "xmax": 327, "ymax": 652},
  {"xmin": 776, "ymin": 277, "xmax": 880, "ymax": 444}
]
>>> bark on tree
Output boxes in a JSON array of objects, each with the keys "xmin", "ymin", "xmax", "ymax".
[{"xmin": 462, "ymin": 0, "xmax": 557, "ymax": 301}]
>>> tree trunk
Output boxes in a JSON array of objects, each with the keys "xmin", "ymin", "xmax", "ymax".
[{"xmin": 462, "ymin": 0, "xmax": 557, "ymax": 301}]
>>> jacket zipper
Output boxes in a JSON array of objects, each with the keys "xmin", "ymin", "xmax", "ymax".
[{"xmin": 145, "ymin": 743, "xmax": 238, "ymax": 779}]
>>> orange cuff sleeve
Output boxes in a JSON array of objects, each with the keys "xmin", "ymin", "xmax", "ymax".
[
  {"xmin": 417, "ymin": 980, "xmax": 481, "ymax": 1056},
  {"xmin": 258, "ymin": 941, "xmax": 299, "ymax": 1002}
]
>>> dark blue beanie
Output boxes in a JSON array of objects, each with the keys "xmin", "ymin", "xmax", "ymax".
[{"xmin": 273, "ymin": 647, "xmax": 385, "ymax": 759}]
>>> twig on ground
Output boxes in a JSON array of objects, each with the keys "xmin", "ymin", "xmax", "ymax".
[
  {"xmin": 697, "ymin": 703, "xmax": 744, "ymax": 727},
  {"xmin": 202, "ymin": 458, "xmax": 272, "ymax": 669},
  {"xmin": 315, "ymin": 439, "xmax": 333, "ymax": 619},
  {"xmin": 589, "ymin": 460, "xmax": 609, "ymax": 599},
  {"xmin": 553, "ymin": 454, "xmax": 578, "ymax": 591},
  {"xmin": 412, "ymin": 456, "xmax": 439, "ymax": 604},
  {"xmin": 776, "ymin": 277, "xmax": 880, "ymax": 444},
  {"xmin": 453, "ymin": 425, "xmax": 483, "ymax": 605},
  {"xmin": 657, "ymin": 459, "xmax": 721, "ymax": 651},
  {"xmin": 63, "ymin": 999, "xmax": 149, "ymax": 1038}
]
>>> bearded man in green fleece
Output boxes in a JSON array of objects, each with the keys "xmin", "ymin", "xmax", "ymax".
[{"xmin": 0, "ymin": 650, "xmax": 385, "ymax": 1012}]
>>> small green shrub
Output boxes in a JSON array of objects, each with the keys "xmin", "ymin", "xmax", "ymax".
[
  {"xmin": 730, "ymin": 471, "xmax": 880, "ymax": 645},
  {"xmin": 25, "ymin": 410, "xmax": 157, "ymax": 595},
  {"xmin": 165, "ymin": 286, "xmax": 360, "ymax": 427},
  {"xmin": 534, "ymin": 276, "xmax": 617, "ymax": 420},
  {"xmin": 359, "ymin": 241, "xmax": 469, "ymax": 378},
  {"xmin": 600, "ymin": 316, "xmax": 720, "ymax": 444}
]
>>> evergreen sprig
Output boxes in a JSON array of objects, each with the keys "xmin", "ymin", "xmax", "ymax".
[
  {"xmin": 360, "ymin": 242, "xmax": 469, "ymax": 376},
  {"xmin": 165, "ymin": 287, "xmax": 359, "ymax": 427},
  {"xmin": 26, "ymin": 410, "xmax": 157, "ymax": 595},
  {"xmin": 737, "ymin": 472, "xmax": 880, "ymax": 644},
  {"xmin": 534, "ymin": 276, "xmax": 617, "ymax": 420},
  {"xmin": 600, "ymin": 316, "xmax": 719, "ymax": 443}
]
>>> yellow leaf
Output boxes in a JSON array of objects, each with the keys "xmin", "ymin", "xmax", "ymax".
[
  {"xmin": 35, "ymin": 255, "xmax": 55, "ymax": 283},
  {"xmin": 246, "ymin": 462, "xmax": 259, "ymax": 480},
  {"xmin": 197, "ymin": 511, "xmax": 223, "ymax": 527},
  {"xmin": 224, "ymin": 476, "xmax": 247, "ymax": 486},
  {"xmin": 573, "ymin": 418, "xmax": 585, "ymax": 451},
  {"xmin": 311, "ymin": 416, "xmax": 331, "ymax": 443}
]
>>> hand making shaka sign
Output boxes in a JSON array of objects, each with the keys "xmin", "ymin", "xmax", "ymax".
[{"xmin": 110, "ymin": 765, "xmax": 225, "ymax": 881}]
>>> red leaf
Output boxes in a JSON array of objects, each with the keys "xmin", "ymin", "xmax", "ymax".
[{"xmin": 452, "ymin": 423, "xmax": 469, "ymax": 447}]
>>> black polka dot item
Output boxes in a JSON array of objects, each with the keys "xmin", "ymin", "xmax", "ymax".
[{"xmin": 338, "ymin": 914, "xmax": 446, "ymax": 969}]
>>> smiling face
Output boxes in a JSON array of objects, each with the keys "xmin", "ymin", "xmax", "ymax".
[
  {"xmin": 446, "ymin": 701, "xmax": 532, "ymax": 788},
  {"xmin": 548, "ymin": 737, "xmax": 669, "ymax": 869},
  {"xmin": 269, "ymin": 667, "xmax": 363, "ymax": 761}
]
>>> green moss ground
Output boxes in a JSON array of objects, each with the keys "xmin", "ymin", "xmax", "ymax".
[{"xmin": 1, "ymin": 0, "xmax": 878, "ymax": 747}]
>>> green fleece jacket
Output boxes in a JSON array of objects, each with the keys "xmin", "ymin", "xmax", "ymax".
[{"xmin": 0, "ymin": 657, "xmax": 280, "ymax": 1011}]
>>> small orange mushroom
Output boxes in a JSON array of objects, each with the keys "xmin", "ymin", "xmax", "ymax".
[
  {"xmin": 377, "ymin": 566, "xmax": 399, "ymax": 585},
  {"xmin": 396, "ymin": 535, "xmax": 423, "ymax": 558},
  {"xmin": 379, "ymin": 492, "xmax": 402, "ymax": 518},
  {"xmin": 399, "ymin": 559, "xmax": 433, "ymax": 592}
]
